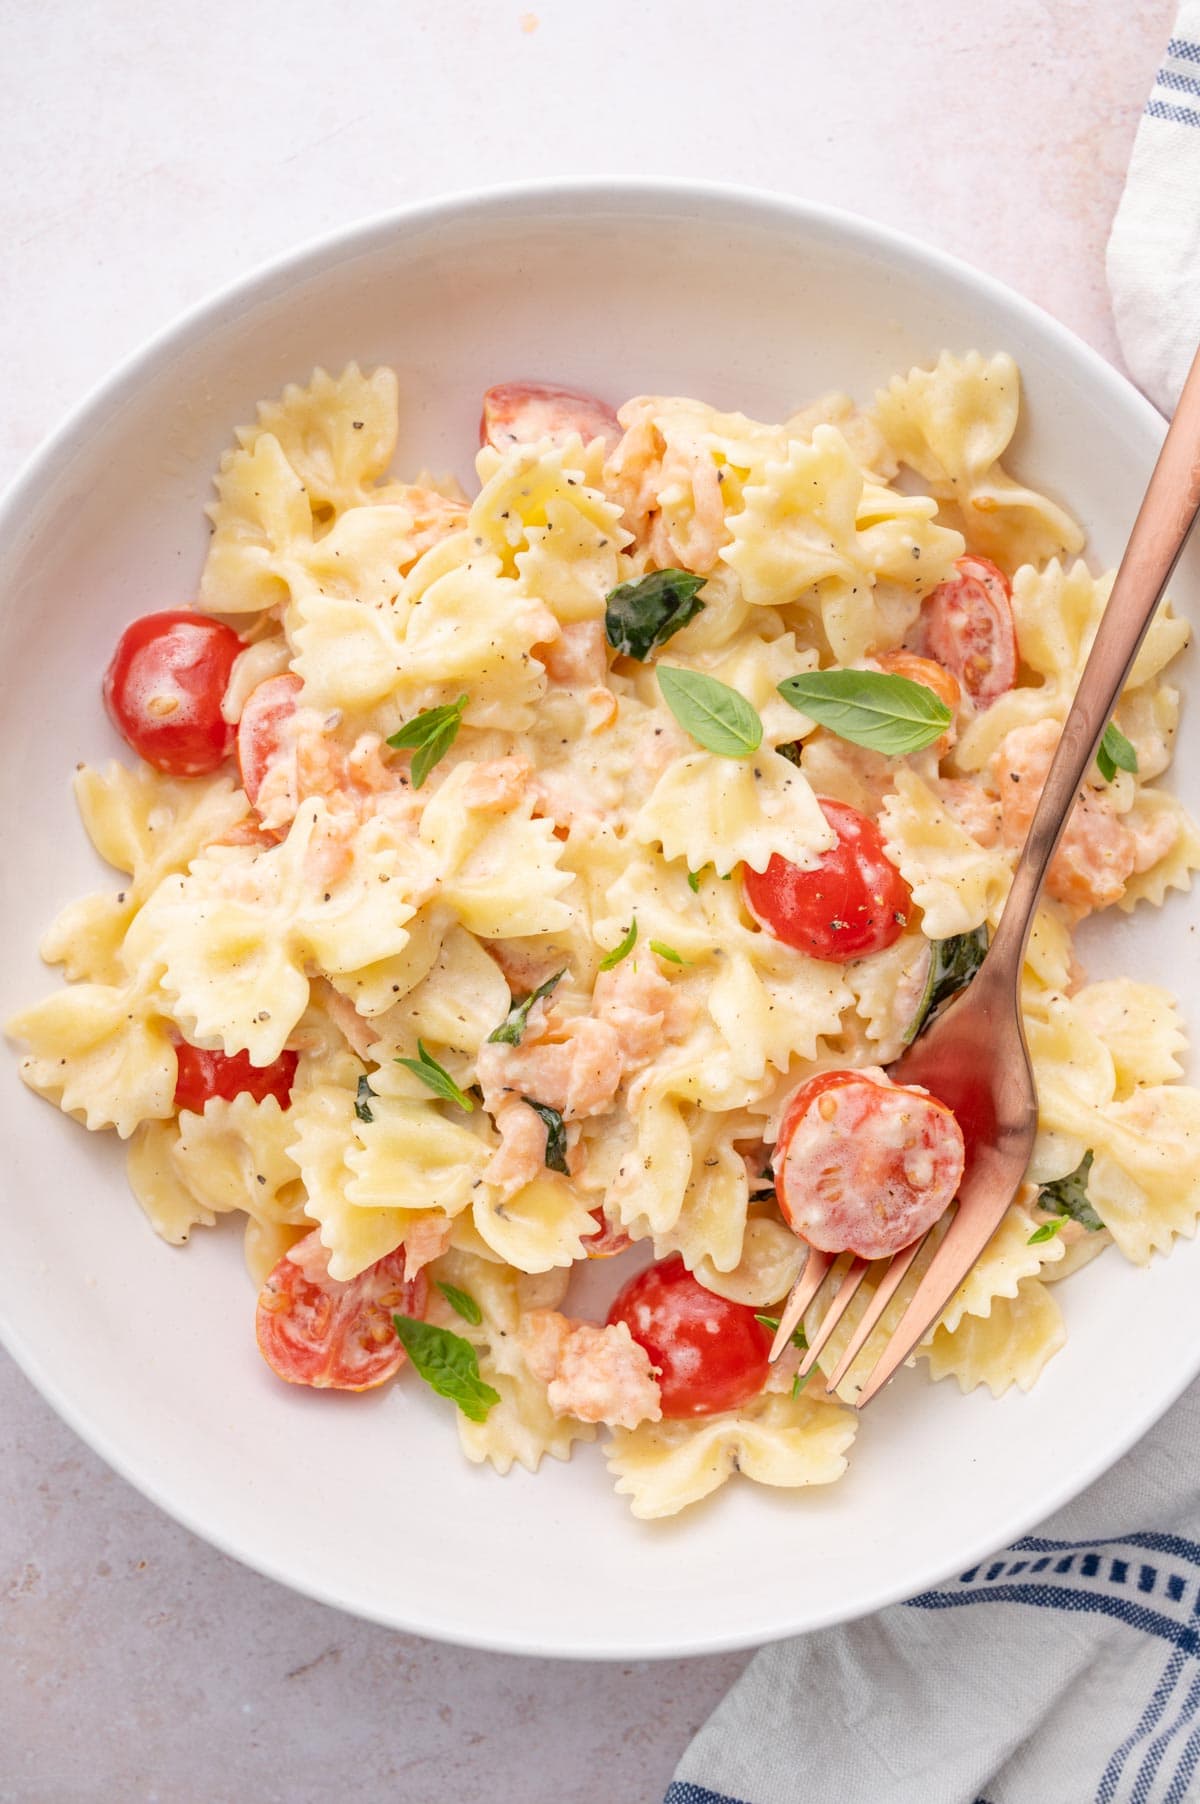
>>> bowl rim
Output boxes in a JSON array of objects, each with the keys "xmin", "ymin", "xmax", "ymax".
[{"xmin": 1, "ymin": 177, "xmax": 1187, "ymax": 1660}]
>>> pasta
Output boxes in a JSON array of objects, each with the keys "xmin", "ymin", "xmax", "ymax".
[{"xmin": 9, "ymin": 356, "xmax": 1198, "ymax": 1521}]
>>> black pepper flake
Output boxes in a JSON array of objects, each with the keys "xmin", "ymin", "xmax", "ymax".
[{"xmin": 352, "ymin": 420, "xmax": 364, "ymax": 430}]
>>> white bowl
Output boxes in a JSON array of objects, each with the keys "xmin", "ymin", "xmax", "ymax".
[{"xmin": 2, "ymin": 181, "xmax": 1197, "ymax": 1659}]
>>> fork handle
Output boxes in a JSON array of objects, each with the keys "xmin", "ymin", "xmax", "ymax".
[{"xmin": 989, "ymin": 343, "xmax": 1200, "ymax": 968}]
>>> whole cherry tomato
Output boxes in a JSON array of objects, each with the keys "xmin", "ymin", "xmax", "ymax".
[
  {"xmin": 607, "ymin": 1254, "xmax": 772, "ymax": 1418},
  {"xmin": 743, "ymin": 798, "xmax": 911, "ymax": 962},
  {"xmin": 174, "ymin": 1043, "xmax": 299, "ymax": 1113},
  {"xmin": 104, "ymin": 610, "xmax": 242, "ymax": 775}
]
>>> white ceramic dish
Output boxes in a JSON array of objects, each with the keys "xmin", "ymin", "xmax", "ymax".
[{"xmin": 2, "ymin": 181, "xmax": 1197, "ymax": 1659}]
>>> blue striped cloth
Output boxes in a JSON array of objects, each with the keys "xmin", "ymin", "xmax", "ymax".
[
  {"xmin": 667, "ymin": 1383, "xmax": 1200, "ymax": 1803},
  {"xmin": 668, "ymin": 19, "xmax": 1200, "ymax": 1800},
  {"xmin": 1109, "ymin": 10, "xmax": 1200, "ymax": 413}
]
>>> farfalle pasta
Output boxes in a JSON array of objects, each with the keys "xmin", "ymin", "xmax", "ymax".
[{"xmin": 9, "ymin": 357, "xmax": 1199, "ymax": 1521}]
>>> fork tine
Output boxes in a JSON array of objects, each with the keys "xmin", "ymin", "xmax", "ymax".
[
  {"xmin": 854, "ymin": 1201, "xmax": 1007, "ymax": 1408},
  {"xmin": 796, "ymin": 1257, "xmax": 869, "ymax": 1377},
  {"xmin": 825, "ymin": 1237, "xmax": 924, "ymax": 1393},
  {"xmin": 768, "ymin": 1248, "xmax": 834, "ymax": 1363}
]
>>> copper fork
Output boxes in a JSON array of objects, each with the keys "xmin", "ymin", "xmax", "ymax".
[{"xmin": 770, "ymin": 340, "xmax": 1200, "ymax": 1407}]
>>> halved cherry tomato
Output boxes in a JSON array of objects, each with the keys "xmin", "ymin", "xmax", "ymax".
[
  {"xmin": 919, "ymin": 555, "xmax": 1016, "ymax": 706},
  {"xmin": 256, "ymin": 1231, "xmax": 427, "ymax": 1392},
  {"xmin": 174, "ymin": 1042, "xmax": 299, "ymax": 1112},
  {"xmin": 480, "ymin": 381, "xmax": 622, "ymax": 453},
  {"xmin": 584, "ymin": 1207, "xmax": 633, "ymax": 1259},
  {"xmin": 773, "ymin": 1069, "xmax": 964, "ymax": 1260},
  {"xmin": 743, "ymin": 798, "xmax": 911, "ymax": 962},
  {"xmin": 103, "ymin": 611, "xmax": 242, "ymax": 776},
  {"xmin": 606, "ymin": 1254, "xmax": 771, "ymax": 1418},
  {"xmin": 237, "ymin": 672, "xmax": 302, "ymax": 807}
]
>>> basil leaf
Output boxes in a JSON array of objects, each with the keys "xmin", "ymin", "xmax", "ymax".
[
  {"xmin": 1027, "ymin": 1220, "xmax": 1064, "ymax": 1245},
  {"xmin": 649, "ymin": 940, "xmax": 686, "ymax": 965},
  {"xmin": 391, "ymin": 1314, "xmax": 499, "ymax": 1422},
  {"xmin": 1037, "ymin": 1151, "xmax": 1103, "ymax": 1231},
  {"xmin": 435, "ymin": 1280, "xmax": 483, "ymax": 1327},
  {"xmin": 686, "ymin": 870, "xmax": 701, "ymax": 893},
  {"xmin": 599, "ymin": 917, "xmax": 637, "ymax": 971},
  {"xmin": 604, "ymin": 569, "xmax": 707, "ymax": 660},
  {"xmin": 754, "ymin": 1313, "xmax": 807, "ymax": 1351},
  {"xmin": 792, "ymin": 1367, "xmax": 820, "ymax": 1400},
  {"xmin": 522, "ymin": 1097, "xmax": 569, "ymax": 1174},
  {"xmin": 903, "ymin": 926, "xmax": 989, "ymax": 1045},
  {"xmin": 657, "ymin": 666, "xmax": 763, "ymax": 757},
  {"xmin": 777, "ymin": 669, "xmax": 951, "ymax": 755},
  {"xmin": 487, "ymin": 967, "xmax": 566, "ymax": 1047},
  {"xmin": 1096, "ymin": 721, "xmax": 1138, "ymax": 784},
  {"xmin": 354, "ymin": 1075, "xmax": 376, "ymax": 1124},
  {"xmin": 386, "ymin": 694, "xmax": 468, "ymax": 789},
  {"xmin": 395, "ymin": 1040, "xmax": 475, "ymax": 1112}
]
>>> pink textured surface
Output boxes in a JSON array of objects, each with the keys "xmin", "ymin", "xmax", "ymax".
[{"xmin": 0, "ymin": 0, "xmax": 1176, "ymax": 1798}]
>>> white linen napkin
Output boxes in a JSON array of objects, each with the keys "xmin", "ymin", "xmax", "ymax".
[
  {"xmin": 669, "ymin": 1385, "xmax": 1200, "ymax": 1804},
  {"xmin": 667, "ymin": 18, "xmax": 1200, "ymax": 1803},
  {"xmin": 1108, "ymin": 8, "xmax": 1200, "ymax": 414}
]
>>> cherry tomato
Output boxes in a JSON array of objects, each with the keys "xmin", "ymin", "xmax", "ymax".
[
  {"xmin": 743, "ymin": 798, "xmax": 911, "ymax": 962},
  {"xmin": 584, "ymin": 1207, "xmax": 633, "ymax": 1259},
  {"xmin": 103, "ymin": 611, "xmax": 242, "ymax": 775},
  {"xmin": 919, "ymin": 555, "xmax": 1016, "ymax": 706},
  {"xmin": 256, "ymin": 1231, "xmax": 427, "ymax": 1392},
  {"xmin": 237, "ymin": 672, "xmax": 302, "ymax": 807},
  {"xmin": 606, "ymin": 1254, "xmax": 771, "ymax": 1418},
  {"xmin": 480, "ymin": 381, "xmax": 622, "ymax": 453},
  {"xmin": 773, "ymin": 1069, "xmax": 964, "ymax": 1260},
  {"xmin": 174, "ymin": 1042, "xmax": 299, "ymax": 1112}
]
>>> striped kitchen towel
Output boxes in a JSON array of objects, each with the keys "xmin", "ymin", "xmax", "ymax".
[
  {"xmin": 667, "ymin": 1379, "xmax": 1200, "ymax": 1804},
  {"xmin": 1108, "ymin": 7, "xmax": 1200, "ymax": 414},
  {"xmin": 667, "ymin": 15, "xmax": 1200, "ymax": 1803}
]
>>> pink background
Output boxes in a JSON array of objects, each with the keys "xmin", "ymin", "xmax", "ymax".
[{"xmin": 0, "ymin": 1, "xmax": 1176, "ymax": 1796}]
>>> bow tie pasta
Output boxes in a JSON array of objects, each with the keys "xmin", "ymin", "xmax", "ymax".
[{"xmin": 9, "ymin": 358, "xmax": 1200, "ymax": 1520}]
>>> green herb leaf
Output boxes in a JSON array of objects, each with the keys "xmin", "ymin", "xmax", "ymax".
[
  {"xmin": 386, "ymin": 694, "xmax": 468, "ymax": 788},
  {"xmin": 1096, "ymin": 721, "xmax": 1139, "ymax": 784},
  {"xmin": 395, "ymin": 1040, "xmax": 474, "ymax": 1111},
  {"xmin": 1037, "ymin": 1151, "xmax": 1103, "ymax": 1231},
  {"xmin": 657, "ymin": 666, "xmax": 763, "ymax": 758},
  {"xmin": 354, "ymin": 1074, "xmax": 376, "ymax": 1124},
  {"xmin": 792, "ymin": 1367, "xmax": 818, "ymax": 1400},
  {"xmin": 599, "ymin": 917, "xmax": 638, "ymax": 971},
  {"xmin": 903, "ymin": 926, "xmax": 989, "ymax": 1045},
  {"xmin": 435, "ymin": 1280, "xmax": 483, "ymax": 1327},
  {"xmin": 649, "ymin": 940, "xmax": 686, "ymax": 965},
  {"xmin": 754, "ymin": 1313, "xmax": 807, "ymax": 1351},
  {"xmin": 777, "ymin": 668, "xmax": 952, "ymax": 755},
  {"xmin": 391, "ymin": 1314, "xmax": 499, "ymax": 1422},
  {"xmin": 604, "ymin": 569, "xmax": 708, "ymax": 660},
  {"xmin": 686, "ymin": 870, "xmax": 701, "ymax": 893},
  {"xmin": 1027, "ymin": 1220, "xmax": 1064, "ymax": 1245},
  {"xmin": 523, "ymin": 1097, "xmax": 569, "ymax": 1174},
  {"xmin": 777, "ymin": 740, "xmax": 803, "ymax": 767},
  {"xmin": 487, "ymin": 967, "xmax": 566, "ymax": 1047}
]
